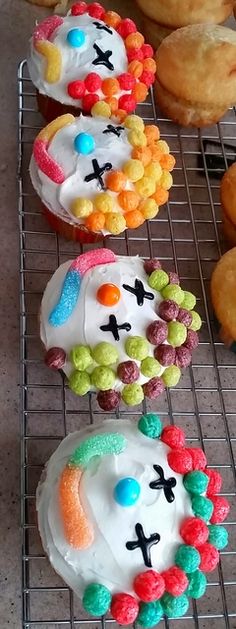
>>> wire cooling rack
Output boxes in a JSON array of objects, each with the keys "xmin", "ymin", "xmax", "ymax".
[{"xmin": 18, "ymin": 59, "xmax": 236, "ymax": 629}]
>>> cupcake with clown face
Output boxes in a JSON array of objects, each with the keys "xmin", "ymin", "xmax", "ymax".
[{"xmin": 27, "ymin": 2, "xmax": 156, "ymax": 122}]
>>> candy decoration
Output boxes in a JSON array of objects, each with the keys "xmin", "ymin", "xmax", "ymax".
[
  {"xmin": 92, "ymin": 342, "xmax": 118, "ymax": 366},
  {"xmin": 118, "ymin": 95, "xmax": 136, "ymax": 113},
  {"xmin": 74, "ymin": 132, "xmax": 95, "ymax": 155},
  {"xmin": 162, "ymin": 566, "xmax": 189, "ymax": 596},
  {"xmin": 184, "ymin": 329, "xmax": 199, "ymax": 350},
  {"xmin": 104, "ymin": 10, "xmax": 121, "ymax": 28},
  {"xmin": 84, "ymin": 72, "xmax": 102, "ymax": 92},
  {"xmin": 71, "ymin": 197, "xmax": 93, "ymax": 218},
  {"xmin": 125, "ymin": 336, "xmax": 149, "ymax": 360},
  {"xmin": 69, "ymin": 432, "xmax": 126, "ymax": 468},
  {"xmin": 118, "ymin": 72, "xmax": 136, "ymax": 90},
  {"xmin": 161, "ymin": 593, "xmax": 189, "ymax": 618},
  {"xmin": 189, "ymin": 311, "xmax": 202, "ymax": 331},
  {"xmin": 180, "ymin": 517, "xmax": 209, "ymax": 547},
  {"xmin": 138, "ymin": 413, "xmax": 162, "ymax": 439},
  {"xmin": 140, "ymin": 357, "xmax": 162, "ymax": 378},
  {"xmin": 137, "ymin": 601, "xmax": 163, "ymax": 627},
  {"xmin": 146, "ymin": 321, "xmax": 168, "ymax": 346},
  {"xmin": 111, "ymin": 593, "xmax": 139, "ymax": 625},
  {"xmin": 35, "ymin": 40, "xmax": 62, "ymax": 84},
  {"xmin": 91, "ymin": 366, "xmax": 116, "ymax": 390},
  {"xmin": 162, "ymin": 284, "xmax": 184, "ymax": 304},
  {"xmin": 116, "ymin": 18, "xmax": 137, "ymax": 38},
  {"xmin": 142, "ymin": 44, "xmax": 154, "ymax": 58},
  {"xmin": 186, "ymin": 448, "xmax": 207, "ymax": 471},
  {"xmin": 148, "ymin": 269, "xmax": 169, "ymax": 291},
  {"xmin": 158, "ymin": 299, "xmax": 179, "ymax": 322},
  {"xmin": 191, "ymin": 495, "xmax": 214, "ymax": 522},
  {"xmin": 162, "ymin": 365, "xmax": 181, "ymax": 387},
  {"xmin": 167, "ymin": 322, "xmax": 187, "ymax": 347},
  {"xmin": 33, "ymin": 15, "xmax": 63, "ymax": 46},
  {"xmin": 69, "ymin": 370, "xmax": 91, "ymax": 396},
  {"xmin": 83, "ymin": 583, "xmax": 111, "ymax": 616},
  {"xmin": 114, "ymin": 477, "xmax": 141, "ymax": 506},
  {"xmin": 122, "ymin": 383, "xmax": 144, "ymax": 406},
  {"xmin": 70, "ymin": 345, "xmax": 93, "ymax": 371},
  {"xmin": 142, "ymin": 377, "xmax": 165, "ymax": 399},
  {"xmin": 168, "ymin": 449, "xmax": 192, "ymax": 474},
  {"xmin": 71, "ymin": 2, "xmax": 87, "ymax": 15},
  {"xmin": 143, "ymin": 258, "xmax": 162, "ymax": 275},
  {"xmin": 186, "ymin": 570, "xmax": 207, "ymax": 599},
  {"xmin": 67, "ymin": 28, "xmax": 86, "ymax": 47},
  {"xmin": 117, "ymin": 361, "xmax": 140, "ymax": 384},
  {"xmin": 181, "ymin": 291, "xmax": 196, "ymax": 311},
  {"xmin": 97, "ymin": 389, "xmax": 121, "ymax": 411},
  {"xmin": 205, "ymin": 469, "xmax": 222, "ymax": 496},
  {"xmin": 96, "ymin": 283, "xmax": 120, "ymax": 306},
  {"xmin": 34, "ymin": 114, "xmax": 74, "ymax": 183},
  {"xmin": 134, "ymin": 570, "xmax": 165, "ymax": 602},
  {"xmin": 198, "ymin": 542, "xmax": 219, "ymax": 572},
  {"xmin": 175, "ymin": 346, "xmax": 192, "ymax": 368},
  {"xmin": 44, "ymin": 347, "xmax": 66, "ymax": 369},
  {"xmin": 175, "ymin": 545, "xmax": 200, "ymax": 573},
  {"xmin": 82, "ymin": 93, "xmax": 99, "ymax": 112},
  {"xmin": 67, "ymin": 79, "xmax": 85, "ymax": 99},
  {"xmin": 154, "ymin": 345, "xmax": 176, "ymax": 367},
  {"xmin": 210, "ymin": 496, "xmax": 230, "ymax": 524},
  {"xmin": 59, "ymin": 465, "xmax": 94, "ymax": 549},
  {"xmin": 208, "ymin": 525, "xmax": 228, "ymax": 550},
  {"xmin": 87, "ymin": 2, "xmax": 105, "ymax": 19},
  {"xmin": 161, "ymin": 425, "xmax": 185, "ymax": 449},
  {"xmin": 183, "ymin": 471, "xmax": 209, "ymax": 495}
]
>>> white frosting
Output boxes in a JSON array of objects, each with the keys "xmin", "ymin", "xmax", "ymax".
[
  {"xmin": 37, "ymin": 419, "xmax": 193, "ymax": 597},
  {"xmin": 29, "ymin": 115, "xmax": 133, "ymax": 233},
  {"xmin": 27, "ymin": 14, "xmax": 128, "ymax": 106},
  {"xmin": 40, "ymin": 255, "xmax": 171, "ymax": 387}
]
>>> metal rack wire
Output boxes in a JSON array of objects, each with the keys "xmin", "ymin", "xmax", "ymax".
[{"xmin": 18, "ymin": 59, "xmax": 236, "ymax": 628}]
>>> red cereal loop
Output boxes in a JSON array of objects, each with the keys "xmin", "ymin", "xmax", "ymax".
[
  {"xmin": 198, "ymin": 543, "xmax": 219, "ymax": 572},
  {"xmin": 84, "ymin": 72, "xmax": 102, "ymax": 92},
  {"xmin": 118, "ymin": 72, "xmax": 136, "ymax": 90},
  {"xmin": 67, "ymin": 80, "xmax": 85, "ymax": 99},
  {"xmin": 82, "ymin": 93, "xmax": 99, "ymax": 112},
  {"xmin": 111, "ymin": 593, "xmax": 139, "ymax": 625},
  {"xmin": 71, "ymin": 2, "xmax": 87, "ymax": 15},
  {"xmin": 127, "ymin": 47, "xmax": 144, "ymax": 63},
  {"xmin": 116, "ymin": 18, "xmax": 137, "ymax": 38},
  {"xmin": 205, "ymin": 469, "xmax": 222, "ymax": 496},
  {"xmin": 118, "ymin": 94, "xmax": 136, "ymax": 113},
  {"xmin": 161, "ymin": 425, "xmax": 185, "ymax": 449},
  {"xmin": 162, "ymin": 566, "xmax": 189, "ymax": 596},
  {"xmin": 87, "ymin": 2, "xmax": 105, "ymax": 18},
  {"xmin": 186, "ymin": 448, "xmax": 207, "ymax": 471},
  {"xmin": 140, "ymin": 70, "xmax": 155, "ymax": 87},
  {"xmin": 167, "ymin": 448, "xmax": 192, "ymax": 474},
  {"xmin": 133, "ymin": 570, "xmax": 165, "ymax": 602},
  {"xmin": 180, "ymin": 516, "xmax": 209, "ymax": 547},
  {"xmin": 210, "ymin": 496, "xmax": 230, "ymax": 524},
  {"xmin": 141, "ymin": 43, "xmax": 154, "ymax": 58}
]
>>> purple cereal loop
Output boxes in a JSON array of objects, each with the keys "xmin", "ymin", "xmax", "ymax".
[
  {"xmin": 45, "ymin": 347, "xmax": 66, "ymax": 369},
  {"xmin": 154, "ymin": 344, "xmax": 176, "ymax": 366},
  {"xmin": 168, "ymin": 272, "xmax": 180, "ymax": 285},
  {"xmin": 117, "ymin": 361, "xmax": 140, "ymax": 384},
  {"xmin": 143, "ymin": 258, "xmax": 162, "ymax": 275},
  {"xmin": 158, "ymin": 299, "xmax": 179, "ymax": 322},
  {"xmin": 175, "ymin": 346, "xmax": 192, "ymax": 368},
  {"xmin": 143, "ymin": 377, "xmax": 165, "ymax": 399},
  {"xmin": 184, "ymin": 329, "xmax": 199, "ymax": 350},
  {"xmin": 97, "ymin": 389, "xmax": 121, "ymax": 411},
  {"xmin": 146, "ymin": 320, "xmax": 168, "ymax": 345},
  {"xmin": 177, "ymin": 308, "xmax": 193, "ymax": 327}
]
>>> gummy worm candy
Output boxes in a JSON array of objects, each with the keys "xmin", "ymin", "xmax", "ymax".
[
  {"xmin": 59, "ymin": 432, "xmax": 126, "ymax": 548},
  {"xmin": 33, "ymin": 16, "xmax": 63, "ymax": 83},
  {"xmin": 49, "ymin": 249, "xmax": 116, "ymax": 326},
  {"xmin": 34, "ymin": 114, "xmax": 74, "ymax": 184}
]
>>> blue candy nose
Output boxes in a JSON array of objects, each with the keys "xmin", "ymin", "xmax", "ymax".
[
  {"xmin": 114, "ymin": 477, "xmax": 141, "ymax": 507},
  {"xmin": 74, "ymin": 132, "xmax": 96, "ymax": 155},
  {"xmin": 67, "ymin": 28, "xmax": 86, "ymax": 48}
]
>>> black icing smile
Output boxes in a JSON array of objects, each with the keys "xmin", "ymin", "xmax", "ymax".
[
  {"xmin": 149, "ymin": 465, "xmax": 176, "ymax": 503},
  {"xmin": 100, "ymin": 315, "xmax": 131, "ymax": 341},
  {"xmin": 92, "ymin": 43, "xmax": 114, "ymax": 71},
  {"xmin": 93, "ymin": 21, "xmax": 113, "ymax": 34},
  {"xmin": 103, "ymin": 124, "xmax": 124, "ymax": 137},
  {"xmin": 126, "ymin": 523, "xmax": 160, "ymax": 568},
  {"xmin": 84, "ymin": 158, "xmax": 112, "ymax": 190},
  {"xmin": 123, "ymin": 279, "xmax": 154, "ymax": 306}
]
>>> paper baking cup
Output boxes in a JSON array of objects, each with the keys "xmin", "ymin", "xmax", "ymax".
[
  {"xmin": 36, "ymin": 90, "xmax": 82, "ymax": 123},
  {"xmin": 42, "ymin": 203, "xmax": 105, "ymax": 244}
]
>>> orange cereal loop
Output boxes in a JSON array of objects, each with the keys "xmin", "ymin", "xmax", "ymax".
[
  {"xmin": 128, "ymin": 60, "xmax": 143, "ymax": 78},
  {"xmin": 116, "ymin": 109, "xmax": 127, "ymax": 122},
  {"xmin": 59, "ymin": 466, "xmax": 93, "ymax": 549},
  {"xmin": 104, "ymin": 11, "xmax": 121, "ymax": 28},
  {"xmin": 125, "ymin": 32, "xmax": 145, "ymax": 49},
  {"xmin": 151, "ymin": 187, "xmax": 169, "ymax": 206},
  {"xmin": 132, "ymin": 82, "xmax": 148, "ymax": 103},
  {"xmin": 145, "ymin": 125, "xmax": 160, "ymax": 144},
  {"xmin": 85, "ymin": 211, "xmax": 105, "ymax": 233},
  {"xmin": 106, "ymin": 170, "xmax": 127, "ymax": 192},
  {"xmin": 132, "ymin": 146, "xmax": 152, "ymax": 166},
  {"xmin": 125, "ymin": 209, "xmax": 145, "ymax": 229},
  {"xmin": 118, "ymin": 190, "xmax": 140, "ymax": 212},
  {"xmin": 150, "ymin": 145, "xmax": 163, "ymax": 162},
  {"xmin": 159, "ymin": 154, "xmax": 176, "ymax": 172},
  {"xmin": 102, "ymin": 78, "xmax": 120, "ymax": 96},
  {"xmin": 105, "ymin": 96, "xmax": 118, "ymax": 113},
  {"xmin": 143, "ymin": 58, "xmax": 157, "ymax": 73}
]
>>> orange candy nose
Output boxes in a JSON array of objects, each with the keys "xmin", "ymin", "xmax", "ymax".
[{"xmin": 97, "ymin": 283, "xmax": 121, "ymax": 306}]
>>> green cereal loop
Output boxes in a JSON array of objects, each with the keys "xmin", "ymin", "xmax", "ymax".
[
  {"xmin": 137, "ymin": 601, "xmax": 163, "ymax": 627},
  {"xmin": 191, "ymin": 495, "xmax": 213, "ymax": 522},
  {"xmin": 167, "ymin": 321, "xmax": 187, "ymax": 347},
  {"xmin": 175, "ymin": 544, "xmax": 200, "ymax": 573},
  {"xmin": 180, "ymin": 291, "xmax": 196, "ymax": 311},
  {"xmin": 183, "ymin": 470, "xmax": 209, "ymax": 495},
  {"xmin": 91, "ymin": 366, "xmax": 116, "ymax": 390},
  {"xmin": 70, "ymin": 345, "xmax": 93, "ymax": 371},
  {"xmin": 161, "ymin": 284, "xmax": 184, "ymax": 305},
  {"xmin": 125, "ymin": 336, "xmax": 150, "ymax": 361},
  {"xmin": 148, "ymin": 269, "xmax": 169, "ymax": 291},
  {"xmin": 138, "ymin": 413, "xmax": 163, "ymax": 439},
  {"xmin": 69, "ymin": 432, "xmax": 126, "ymax": 468},
  {"xmin": 68, "ymin": 370, "xmax": 91, "ymax": 396},
  {"xmin": 141, "ymin": 356, "xmax": 162, "ymax": 378},
  {"xmin": 189, "ymin": 311, "xmax": 202, "ymax": 331},
  {"xmin": 162, "ymin": 365, "xmax": 181, "ymax": 387},
  {"xmin": 208, "ymin": 525, "xmax": 228, "ymax": 550},
  {"xmin": 122, "ymin": 383, "xmax": 144, "ymax": 406},
  {"xmin": 161, "ymin": 593, "xmax": 189, "ymax": 618},
  {"xmin": 83, "ymin": 583, "xmax": 111, "ymax": 616},
  {"xmin": 186, "ymin": 570, "xmax": 207, "ymax": 599},
  {"xmin": 92, "ymin": 342, "xmax": 119, "ymax": 366}
]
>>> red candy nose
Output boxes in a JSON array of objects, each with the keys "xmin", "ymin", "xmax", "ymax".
[{"xmin": 97, "ymin": 283, "xmax": 121, "ymax": 306}]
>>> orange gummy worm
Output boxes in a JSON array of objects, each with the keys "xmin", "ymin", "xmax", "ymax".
[{"xmin": 59, "ymin": 466, "xmax": 94, "ymax": 549}]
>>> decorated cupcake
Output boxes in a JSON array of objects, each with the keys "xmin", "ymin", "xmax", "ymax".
[
  {"xmin": 41, "ymin": 249, "xmax": 202, "ymax": 410},
  {"xmin": 37, "ymin": 414, "xmax": 230, "ymax": 626},
  {"xmin": 29, "ymin": 113, "xmax": 175, "ymax": 242},
  {"xmin": 27, "ymin": 2, "xmax": 156, "ymax": 122}
]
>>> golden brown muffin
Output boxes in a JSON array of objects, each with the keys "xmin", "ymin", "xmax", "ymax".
[
  {"xmin": 142, "ymin": 14, "xmax": 173, "ymax": 49},
  {"xmin": 211, "ymin": 247, "xmax": 236, "ymax": 351},
  {"xmin": 136, "ymin": 0, "xmax": 234, "ymax": 28},
  {"xmin": 220, "ymin": 163, "xmax": 236, "ymax": 247},
  {"xmin": 154, "ymin": 24, "xmax": 236, "ymax": 127}
]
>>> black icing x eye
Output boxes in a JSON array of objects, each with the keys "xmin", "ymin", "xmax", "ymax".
[
  {"xmin": 93, "ymin": 21, "xmax": 113, "ymax": 34},
  {"xmin": 103, "ymin": 125, "xmax": 124, "ymax": 137},
  {"xmin": 84, "ymin": 158, "xmax": 112, "ymax": 190},
  {"xmin": 123, "ymin": 279, "xmax": 155, "ymax": 306},
  {"xmin": 149, "ymin": 465, "xmax": 176, "ymax": 503},
  {"xmin": 100, "ymin": 315, "xmax": 131, "ymax": 341},
  {"xmin": 126, "ymin": 523, "xmax": 160, "ymax": 568},
  {"xmin": 92, "ymin": 43, "xmax": 114, "ymax": 71}
]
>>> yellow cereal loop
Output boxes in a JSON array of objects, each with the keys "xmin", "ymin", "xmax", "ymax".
[
  {"xmin": 156, "ymin": 140, "xmax": 170, "ymax": 154},
  {"xmin": 124, "ymin": 115, "xmax": 145, "ymax": 132},
  {"xmin": 144, "ymin": 162, "xmax": 162, "ymax": 182},
  {"xmin": 123, "ymin": 159, "xmax": 144, "ymax": 182},
  {"xmin": 139, "ymin": 198, "xmax": 159, "ymax": 219},
  {"xmin": 70, "ymin": 198, "xmax": 93, "ymax": 218},
  {"xmin": 159, "ymin": 171, "xmax": 173, "ymax": 190},
  {"xmin": 94, "ymin": 193, "xmax": 113, "ymax": 213},
  {"xmin": 35, "ymin": 40, "xmax": 62, "ymax": 84},
  {"xmin": 91, "ymin": 101, "xmax": 112, "ymax": 118},
  {"xmin": 128, "ymin": 129, "xmax": 147, "ymax": 148},
  {"xmin": 135, "ymin": 176, "xmax": 156, "ymax": 197},
  {"xmin": 38, "ymin": 114, "xmax": 75, "ymax": 142},
  {"xmin": 105, "ymin": 212, "xmax": 126, "ymax": 234}
]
